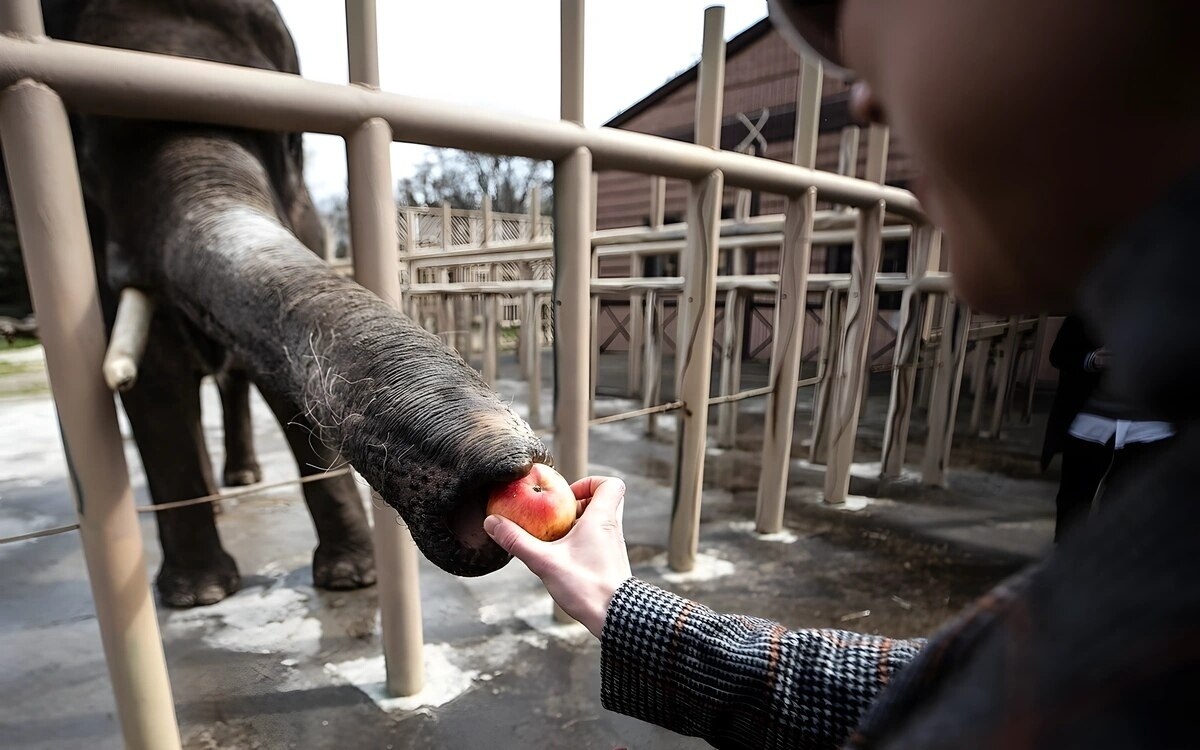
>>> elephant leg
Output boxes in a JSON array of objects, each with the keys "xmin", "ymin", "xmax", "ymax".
[
  {"xmin": 216, "ymin": 362, "xmax": 262, "ymax": 487},
  {"xmin": 256, "ymin": 385, "xmax": 376, "ymax": 591},
  {"xmin": 120, "ymin": 325, "xmax": 240, "ymax": 607}
]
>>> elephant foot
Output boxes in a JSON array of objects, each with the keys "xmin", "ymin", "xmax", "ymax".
[
  {"xmin": 222, "ymin": 463, "xmax": 262, "ymax": 487},
  {"xmin": 313, "ymin": 542, "xmax": 377, "ymax": 591},
  {"xmin": 156, "ymin": 551, "xmax": 241, "ymax": 608}
]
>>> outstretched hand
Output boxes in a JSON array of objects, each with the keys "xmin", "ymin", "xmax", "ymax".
[{"xmin": 484, "ymin": 476, "xmax": 631, "ymax": 638}]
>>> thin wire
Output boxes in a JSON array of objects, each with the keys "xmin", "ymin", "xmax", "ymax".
[{"xmin": 0, "ymin": 467, "xmax": 354, "ymax": 546}]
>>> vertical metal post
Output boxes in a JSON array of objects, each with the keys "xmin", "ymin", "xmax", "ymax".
[
  {"xmin": 752, "ymin": 54, "xmax": 822, "ymax": 532},
  {"xmin": 969, "ymin": 339, "xmax": 990, "ymax": 435},
  {"xmin": 880, "ymin": 226, "xmax": 939, "ymax": 479},
  {"xmin": 346, "ymin": 0, "xmax": 424, "ymax": 698},
  {"xmin": 642, "ymin": 289, "xmax": 662, "ymax": 435},
  {"xmin": 809, "ymin": 288, "xmax": 842, "ymax": 463},
  {"xmin": 483, "ymin": 293, "xmax": 498, "ymax": 384},
  {"xmin": 755, "ymin": 189, "xmax": 817, "ymax": 532},
  {"xmin": 921, "ymin": 298, "xmax": 971, "ymax": 486},
  {"xmin": 668, "ymin": 5, "xmax": 725, "ymax": 572},
  {"xmin": 984, "ymin": 316, "xmax": 1020, "ymax": 438},
  {"xmin": 553, "ymin": 0, "xmax": 588, "ymax": 623},
  {"xmin": 837, "ymin": 125, "xmax": 861, "ymax": 178},
  {"xmin": 523, "ymin": 291, "xmax": 542, "ymax": 427},
  {"xmin": 823, "ymin": 123, "xmax": 888, "ymax": 504},
  {"xmin": 0, "ymin": 75, "xmax": 184, "ymax": 750},
  {"xmin": 627, "ymin": 251, "xmax": 644, "ymax": 397},
  {"xmin": 481, "ymin": 194, "xmax": 492, "ymax": 246},
  {"xmin": 528, "ymin": 185, "xmax": 542, "ymax": 240},
  {"xmin": 715, "ymin": 268, "xmax": 746, "ymax": 447},
  {"xmin": 1022, "ymin": 313, "xmax": 1048, "ymax": 423}
]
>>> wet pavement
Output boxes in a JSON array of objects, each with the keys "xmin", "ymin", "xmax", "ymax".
[{"xmin": 0, "ymin": 345, "xmax": 1057, "ymax": 749}]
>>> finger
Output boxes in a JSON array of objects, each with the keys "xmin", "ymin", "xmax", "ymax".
[
  {"xmin": 571, "ymin": 475, "xmax": 624, "ymax": 501},
  {"xmin": 484, "ymin": 515, "xmax": 549, "ymax": 569},
  {"xmin": 578, "ymin": 478, "xmax": 626, "ymax": 522}
]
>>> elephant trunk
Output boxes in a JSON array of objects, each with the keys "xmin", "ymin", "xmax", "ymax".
[{"xmin": 151, "ymin": 134, "xmax": 544, "ymax": 576}]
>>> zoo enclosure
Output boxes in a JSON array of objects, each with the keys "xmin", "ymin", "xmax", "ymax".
[{"xmin": 0, "ymin": 1, "xmax": 1023, "ymax": 747}]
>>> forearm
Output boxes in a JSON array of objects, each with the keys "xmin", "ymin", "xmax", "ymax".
[{"xmin": 600, "ymin": 578, "xmax": 924, "ymax": 750}]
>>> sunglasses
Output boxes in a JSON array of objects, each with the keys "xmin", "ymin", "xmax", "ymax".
[{"xmin": 766, "ymin": 0, "xmax": 853, "ymax": 80}]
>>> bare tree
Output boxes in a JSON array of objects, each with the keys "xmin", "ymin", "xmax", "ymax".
[{"xmin": 397, "ymin": 149, "xmax": 552, "ymax": 213}]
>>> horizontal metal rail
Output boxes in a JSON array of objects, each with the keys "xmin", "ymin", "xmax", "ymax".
[
  {"xmin": 0, "ymin": 35, "xmax": 924, "ymax": 216},
  {"xmin": 399, "ymin": 272, "xmax": 951, "ymax": 296}
]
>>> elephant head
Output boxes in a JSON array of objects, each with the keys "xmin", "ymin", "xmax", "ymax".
[{"xmin": 65, "ymin": 0, "xmax": 547, "ymax": 577}]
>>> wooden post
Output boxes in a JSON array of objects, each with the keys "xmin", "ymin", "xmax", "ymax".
[
  {"xmin": 921, "ymin": 298, "xmax": 972, "ymax": 486},
  {"xmin": 667, "ymin": 5, "xmax": 725, "ymax": 572},
  {"xmin": 0, "ymin": 70, "xmax": 183, "ymax": 750},
  {"xmin": 346, "ymin": 0, "xmax": 424, "ymax": 698},
  {"xmin": 755, "ymin": 188, "xmax": 817, "ymax": 532}
]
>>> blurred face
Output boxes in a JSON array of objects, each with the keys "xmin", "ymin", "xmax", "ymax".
[{"xmin": 783, "ymin": 1, "xmax": 1192, "ymax": 312}]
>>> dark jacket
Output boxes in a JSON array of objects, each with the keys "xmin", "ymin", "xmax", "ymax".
[
  {"xmin": 599, "ymin": 171, "xmax": 1200, "ymax": 749},
  {"xmin": 1040, "ymin": 315, "xmax": 1101, "ymax": 469}
]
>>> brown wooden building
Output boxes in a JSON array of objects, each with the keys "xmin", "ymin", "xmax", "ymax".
[{"xmin": 592, "ymin": 18, "xmax": 921, "ymax": 364}]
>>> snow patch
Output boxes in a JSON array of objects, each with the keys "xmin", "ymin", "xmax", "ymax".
[
  {"xmin": 728, "ymin": 521, "xmax": 799, "ymax": 544},
  {"xmin": 825, "ymin": 494, "xmax": 873, "ymax": 512},
  {"xmin": 166, "ymin": 583, "xmax": 322, "ymax": 657},
  {"xmin": 652, "ymin": 550, "xmax": 736, "ymax": 584},
  {"xmin": 325, "ymin": 643, "xmax": 477, "ymax": 713}
]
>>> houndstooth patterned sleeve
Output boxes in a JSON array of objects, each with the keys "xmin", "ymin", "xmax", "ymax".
[{"xmin": 600, "ymin": 578, "xmax": 924, "ymax": 750}]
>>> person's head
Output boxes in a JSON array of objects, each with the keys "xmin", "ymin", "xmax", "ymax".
[{"xmin": 770, "ymin": 0, "xmax": 1200, "ymax": 313}]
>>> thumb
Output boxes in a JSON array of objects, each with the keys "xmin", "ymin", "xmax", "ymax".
[{"xmin": 484, "ymin": 514, "xmax": 546, "ymax": 566}]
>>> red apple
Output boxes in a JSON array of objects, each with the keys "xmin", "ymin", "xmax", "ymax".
[{"xmin": 486, "ymin": 463, "xmax": 577, "ymax": 542}]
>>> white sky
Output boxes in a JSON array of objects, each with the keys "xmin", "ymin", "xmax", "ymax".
[{"xmin": 273, "ymin": 1, "xmax": 766, "ymax": 203}]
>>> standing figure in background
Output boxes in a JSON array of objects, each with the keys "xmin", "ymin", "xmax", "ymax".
[{"xmin": 1042, "ymin": 314, "xmax": 1174, "ymax": 540}]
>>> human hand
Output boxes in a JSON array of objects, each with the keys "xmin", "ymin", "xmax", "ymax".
[{"xmin": 484, "ymin": 476, "xmax": 631, "ymax": 638}]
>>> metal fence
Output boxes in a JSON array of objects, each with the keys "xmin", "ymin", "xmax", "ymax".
[{"xmin": 0, "ymin": 1, "xmax": 984, "ymax": 747}]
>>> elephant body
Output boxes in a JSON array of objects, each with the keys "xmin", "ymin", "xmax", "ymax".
[{"xmin": 33, "ymin": 0, "xmax": 545, "ymax": 606}]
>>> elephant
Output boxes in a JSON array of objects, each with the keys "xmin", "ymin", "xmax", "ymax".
[{"xmin": 32, "ymin": 0, "xmax": 547, "ymax": 607}]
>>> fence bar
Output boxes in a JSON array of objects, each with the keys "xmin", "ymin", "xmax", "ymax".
[
  {"xmin": 921, "ymin": 300, "xmax": 972, "ymax": 485},
  {"xmin": 756, "ymin": 188, "xmax": 818, "ymax": 531},
  {"xmin": 708, "ymin": 384, "xmax": 773, "ymax": 407},
  {"xmin": 0, "ymin": 76, "xmax": 181, "ymax": 749},
  {"xmin": 0, "ymin": 35, "xmax": 924, "ymax": 217},
  {"xmin": 969, "ymin": 340, "xmax": 990, "ymax": 434},
  {"xmin": 668, "ymin": 5, "xmax": 725, "ymax": 572},
  {"xmin": 345, "ymin": 0, "xmax": 424, "ymax": 697}
]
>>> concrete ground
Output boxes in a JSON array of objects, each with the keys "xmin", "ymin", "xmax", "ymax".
[{"xmin": 0, "ymin": 343, "xmax": 1058, "ymax": 749}]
